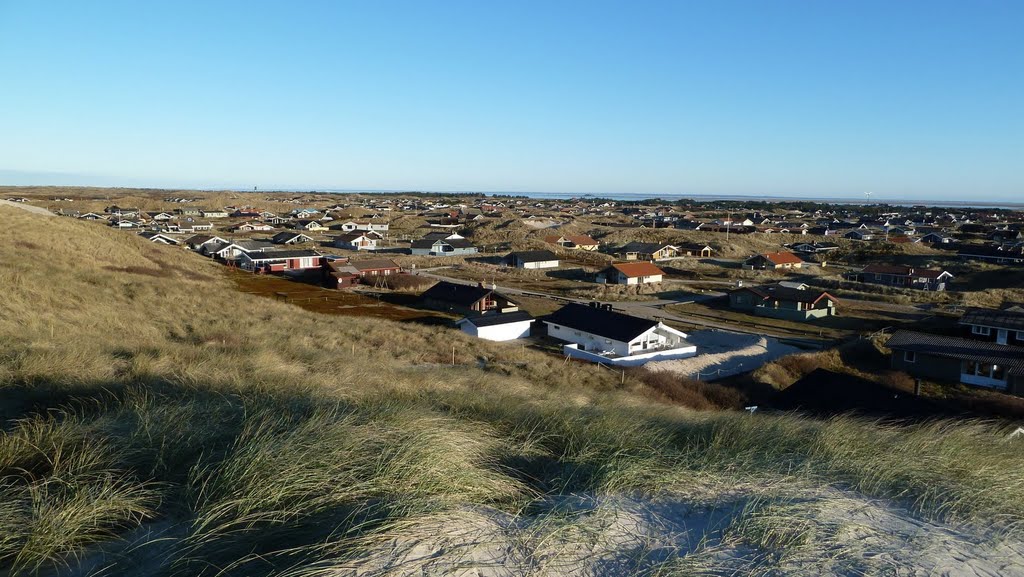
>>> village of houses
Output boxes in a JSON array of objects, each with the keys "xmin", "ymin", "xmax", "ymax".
[{"xmin": 10, "ymin": 189, "xmax": 1024, "ymax": 410}]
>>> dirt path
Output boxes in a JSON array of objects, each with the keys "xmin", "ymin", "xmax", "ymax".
[{"xmin": 0, "ymin": 199, "xmax": 55, "ymax": 216}]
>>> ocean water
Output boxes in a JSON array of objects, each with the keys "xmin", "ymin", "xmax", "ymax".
[
  {"xmin": 293, "ymin": 189, "xmax": 1023, "ymax": 210},
  {"xmin": 313, "ymin": 189, "xmax": 1024, "ymax": 210}
]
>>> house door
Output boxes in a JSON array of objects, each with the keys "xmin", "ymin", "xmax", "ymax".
[{"xmin": 997, "ymin": 330, "xmax": 1008, "ymax": 345}]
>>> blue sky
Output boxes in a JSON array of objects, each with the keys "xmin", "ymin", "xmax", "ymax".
[{"xmin": 1, "ymin": 1, "xmax": 1021, "ymax": 199}]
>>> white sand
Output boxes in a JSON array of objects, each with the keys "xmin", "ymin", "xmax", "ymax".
[
  {"xmin": 323, "ymin": 489, "xmax": 1024, "ymax": 577},
  {"xmin": 520, "ymin": 218, "xmax": 565, "ymax": 229},
  {"xmin": 645, "ymin": 330, "xmax": 802, "ymax": 380}
]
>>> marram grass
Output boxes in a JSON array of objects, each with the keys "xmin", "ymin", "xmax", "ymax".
[{"xmin": 2, "ymin": 204, "xmax": 1023, "ymax": 575}]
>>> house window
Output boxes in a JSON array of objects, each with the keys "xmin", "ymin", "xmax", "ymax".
[
  {"xmin": 993, "ymin": 365, "xmax": 1006, "ymax": 381},
  {"xmin": 904, "ymin": 351, "xmax": 916, "ymax": 363},
  {"xmin": 972, "ymin": 326, "xmax": 991, "ymax": 336}
]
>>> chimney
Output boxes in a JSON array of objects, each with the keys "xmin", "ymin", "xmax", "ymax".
[{"xmin": 914, "ymin": 378, "xmax": 922, "ymax": 396}]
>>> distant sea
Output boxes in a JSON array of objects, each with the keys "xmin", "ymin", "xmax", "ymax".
[{"xmin": 280, "ymin": 189, "xmax": 1024, "ymax": 210}]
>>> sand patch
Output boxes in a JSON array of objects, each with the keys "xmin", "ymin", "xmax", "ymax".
[
  {"xmin": 646, "ymin": 330, "xmax": 802, "ymax": 380},
  {"xmin": 318, "ymin": 489, "xmax": 1024, "ymax": 577}
]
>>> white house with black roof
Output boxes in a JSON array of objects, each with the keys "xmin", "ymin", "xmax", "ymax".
[
  {"xmin": 238, "ymin": 249, "xmax": 324, "ymax": 273},
  {"xmin": 543, "ymin": 303, "xmax": 696, "ymax": 366},
  {"xmin": 410, "ymin": 237, "xmax": 478, "ymax": 256}
]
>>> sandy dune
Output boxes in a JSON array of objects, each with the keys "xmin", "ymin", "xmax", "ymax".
[{"xmin": 323, "ymin": 490, "xmax": 1024, "ymax": 577}]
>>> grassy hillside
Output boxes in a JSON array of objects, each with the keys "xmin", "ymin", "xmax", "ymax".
[{"xmin": 2, "ymin": 205, "xmax": 1024, "ymax": 576}]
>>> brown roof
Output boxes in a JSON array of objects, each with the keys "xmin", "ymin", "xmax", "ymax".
[
  {"xmin": 351, "ymin": 258, "xmax": 401, "ymax": 271},
  {"xmin": 610, "ymin": 262, "xmax": 665, "ymax": 277},
  {"xmin": 762, "ymin": 251, "xmax": 803, "ymax": 265},
  {"xmin": 567, "ymin": 234, "xmax": 598, "ymax": 246}
]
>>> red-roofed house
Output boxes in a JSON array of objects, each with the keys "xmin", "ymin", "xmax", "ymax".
[
  {"xmin": 743, "ymin": 252, "xmax": 804, "ymax": 270},
  {"xmin": 596, "ymin": 262, "xmax": 665, "ymax": 285}
]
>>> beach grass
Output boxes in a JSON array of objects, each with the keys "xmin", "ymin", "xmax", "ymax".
[{"xmin": 2, "ymin": 204, "xmax": 1023, "ymax": 575}]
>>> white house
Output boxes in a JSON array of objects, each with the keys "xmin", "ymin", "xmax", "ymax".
[
  {"xmin": 138, "ymin": 232, "xmax": 180, "ymax": 245},
  {"xmin": 238, "ymin": 249, "xmax": 323, "ymax": 272},
  {"xmin": 333, "ymin": 232, "xmax": 380, "ymax": 251},
  {"xmin": 504, "ymin": 250, "xmax": 559, "ymax": 269},
  {"xmin": 596, "ymin": 262, "xmax": 665, "ymax": 285},
  {"xmin": 294, "ymin": 220, "xmax": 328, "ymax": 232},
  {"xmin": 543, "ymin": 303, "xmax": 697, "ymax": 366},
  {"xmin": 271, "ymin": 232, "xmax": 315, "ymax": 245},
  {"xmin": 456, "ymin": 311, "xmax": 534, "ymax": 341},
  {"xmin": 338, "ymin": 221, "xmax": 390, "ymax": 233},
  {"xmin": 232, "ymin": 221, "xmax": 275, "ymax": 232}
]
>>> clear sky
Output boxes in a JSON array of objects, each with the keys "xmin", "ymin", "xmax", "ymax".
[{"xmin": 1, "ymin": 1, "xmax": 1021, "ymax": 200}]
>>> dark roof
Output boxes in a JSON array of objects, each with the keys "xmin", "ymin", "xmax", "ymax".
[
  {"xmin": 773, "ymin": 368, "xmax": 957, "ymax": 418},
  {"xmin": 960, "ymin": 308, "xmax": 1024, "ymax": 331},
  {"xmin": 412, "ymin": 238, "xmax": 476, "ymax": 249},
  {"xmin": 459, "ymin": 311, "xmax": 534, "ymax": 327},
  {"xmin": 185, "ymin": 234, "xmax": 217, "ymax": 245},
  {"xmin": 421, "ymin": 281, "xmax": 494, "ymax": 306},
  {"xmin": 245, "ymin": 249, "xmax": 321, "ymax": 261},
  {"xmin": 335, "ymin": 232, "xmax": 369, "ymax": 241},
  {"xmin": 543, "ymin": 303, "xmax": 657, "ymax": 342},
  {"xmin": 506, "ymin": 250, "xmax": 558, "ymax": 263},
  {"xmin": 885, "ymin": 330, "xmax": 1024, "ymax": 374},
  {"xmin": 619, "ymin": 241, "xmax": 674, "ymax": 254},
  {"xmin": 861, "ymin": 264, "xmax": 950, "ymax": 278},
  {"xmin": 422, "ymin": 231, "xmax": 460, "ymax": 241},
  {"xmin": 272, "ymin": 231, "xmax": 311, "ymax": 243},
  {"xmin": 445, "ymin": 238, "xmax": 476, "ymax": 249},
  {"xmin": 734, "ymin": 285, "xmax": 835, "ymax": 304}
]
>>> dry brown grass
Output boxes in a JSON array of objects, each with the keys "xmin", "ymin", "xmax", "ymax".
[{"xmin": 5, "ymin": 190, "xmax": 1024, "ymax": 576}]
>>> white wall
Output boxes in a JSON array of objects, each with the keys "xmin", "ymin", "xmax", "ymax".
[
  {"xmin": 463, "ymin": 320, "xmax": 532, "ymax": 341},
  {"xmin": 563, "ymin": 343, "xmax": 698, "ymax": 366},
  {"xmin": 522, "ymin": 260, "xmax": 559, "ymax": 269},
  {"xmin": 546, "ymin": 323, "xmax": 630, "ymax": 356}
]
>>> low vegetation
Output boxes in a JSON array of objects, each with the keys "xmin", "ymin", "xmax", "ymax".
[{"xmin": 2, "ymin": 205, "xmax": 1024, "ymax": 575}]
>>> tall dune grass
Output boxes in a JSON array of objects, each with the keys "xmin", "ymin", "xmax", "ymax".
[{"xmin": 2, "ymin": 204, "xmax": 1023, "ymax": 575}]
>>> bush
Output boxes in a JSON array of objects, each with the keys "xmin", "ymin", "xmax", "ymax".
[
  {"xmin": 378, "ymin": 273, "xmax": 435, "ymax": 292},
  {"xmin": 631, "ymin": 368, "xmax": 746, "ymax": 410}
]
